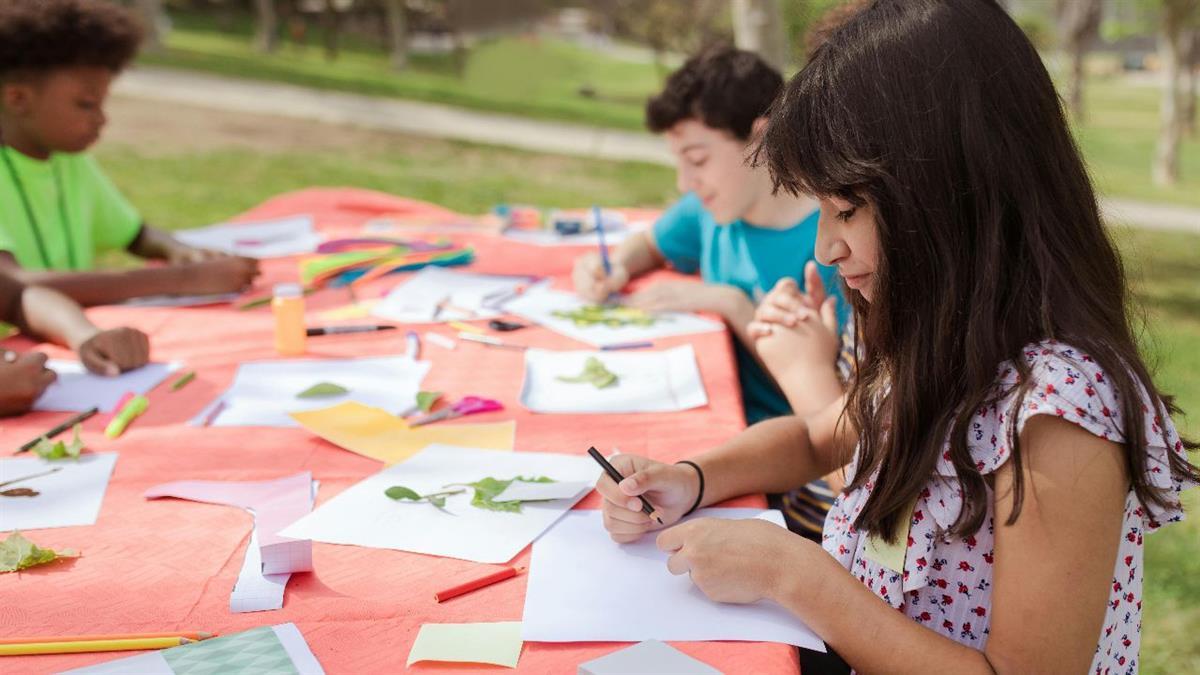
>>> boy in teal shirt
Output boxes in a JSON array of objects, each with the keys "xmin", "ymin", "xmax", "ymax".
[
  {"xmin": 573, "ymin": 47, "xmax": 841, "ymax": 424},
  {"xmin": 0, "ymin": 0, "xmax": 259, "ymax": 306}
]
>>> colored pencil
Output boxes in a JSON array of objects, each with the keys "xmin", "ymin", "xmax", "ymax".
[
  {"xmin": 170, "ymin": 371, "xmax": 196, "ymax": 392},
  {"xmin": 594, "ymin": 205, "xmax": 611, "ymax": 276},
  {"xmin": 15, "ymin": 407, "xmax": 99, "ymax": 454},
  {"xmin": 0, "ymin": 632, "xmax": 214, "ymax": 645},
  {"xmin": 0, "ymin": 636, "xmax": 194, "ymax": 656},
  {"xmin": 434, "ymin": 566, "xmax": 523, "ymax": 603},
  {"xmin": 601, "ymin": 341, "xmax": 654, "ymax": 351},
  {"xmin": 587, "ymin": 446, "xmax": 662, "ymax": 524}
]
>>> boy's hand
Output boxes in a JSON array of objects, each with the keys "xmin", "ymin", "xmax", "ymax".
[
  {"xmin": 0, "ymin": 351, "xmax": 56, "ymax": 417},
  {"xmin": 167, "ymin": 245, "xmax": 228, "ymax": 265},
  {"xmin": 77, "ymin": 328, "xmax": 151, "ymax": 376},
  {"xmin": 178, "ymin": 257, "xmax": 261, "ymax": 295},
  {"xmin": 626, "ymin": 280, "xmax": 739, "ymax": 316},
  {"xmin": 573, "ymin": 252, "xmax": 630, "ymax": 302}
]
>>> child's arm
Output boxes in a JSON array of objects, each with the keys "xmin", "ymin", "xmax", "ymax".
[
  {"xmin": 653, "ymin": 414, "xmax": 1126, "ymax": 674},
  {"xmin": 0, "ymin": 351, "xmax": 56, "ymax": 417},
  {"xmin": 19, "ymin": 285, "xmax": 150, "ymax": 375},
  {"xmin": 126, "ymin": 224, "xmax": 226, "ymax": 264},
  {"xmin": 572, "ymin": 230, "xmax": 665, "ymax": 302},
  {"xmin": 0, "ymin": 252, "xmax": 260, "ymax": 307},
  {"xmin": 625, "ymin": 280, "xmax": 757, "ymax": 352}
]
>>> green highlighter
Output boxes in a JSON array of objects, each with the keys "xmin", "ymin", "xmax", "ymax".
[{"xmin": 104, "ymin": 395, "xmax": 149, "ymax": 439}]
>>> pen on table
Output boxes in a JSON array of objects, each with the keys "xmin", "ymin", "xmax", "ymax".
[
  {"xmin": 458, "ymin": 332, "xmax": 526, "ymax": 351},
  {"xmin": 406, "ymin": 330, "xmax": 421, "ymax": 360},
  {"xmin": 104, "ymin": 395, "xmax": 149, "ymax": 439},
  {"xmin": 15, "ymin": 407, "xmax": 99, "ymax": 454},
  {"xmin": 586, "ymin": 446, "xmax": 662, "ymax": 524},
  {"xmin": 601, "ymin": 341, "xmax": 654, "ymax": 351},
  {"xmin": 434, "ymin": 566, "xmax": 524, "ymax": 603},
  {"xmin": 306, "ymin": 325, "xmax": 397, "ymax": 337}
]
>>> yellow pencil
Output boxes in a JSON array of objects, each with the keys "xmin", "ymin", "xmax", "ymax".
[
  {"xmin": 447, "ymin": 320, "xmax": 484, "ymax": 334},
  {"xmin": 0, "ymin": 636, "xmax": 193, "ymax": 656},
  {"xmin": 0, "ymin": 632, "xmax": 213, "ymax": 645}
]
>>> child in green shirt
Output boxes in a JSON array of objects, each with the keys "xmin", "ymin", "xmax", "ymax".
[{"xmin": 0, "ymin": 0, "xmax": 260, "ymax": 306}]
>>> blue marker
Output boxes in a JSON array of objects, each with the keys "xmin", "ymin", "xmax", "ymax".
[{"xmin": 594, "ymin": 205, "xmax": 612, "ymax": 276}]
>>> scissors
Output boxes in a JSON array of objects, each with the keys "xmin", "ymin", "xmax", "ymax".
[{"xmin": 408, "ymin": 396, "xmax": 503, "ymax": 427}]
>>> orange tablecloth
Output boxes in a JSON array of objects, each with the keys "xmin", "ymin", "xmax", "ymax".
[{"xmin": 0, "ymin": 188, "xmax": 799, "ymax": 673}]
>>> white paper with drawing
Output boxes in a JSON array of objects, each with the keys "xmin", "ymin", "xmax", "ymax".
[
  {"xmin": 175, "ymin": 215, "xmax": 321, "ymax": 258},
  {"xmin": 36, "ymin": 360, "xmax": 180, "ymax": 413},
  {"xmin": 504, "ymin": 286, "xmax": 722, "ymax": 346},
  {"xmin": 0, "ymin": 453, "xmax": 118, "ymax": 531},
  {"xmin": 194, "ymin": 355, "xmax": 430, "ymax": 427},
  {"xmin": 520, "ymin": 346, "xmax": 707, "ymax": 414},
  {"xmin": 280, "ymin": 444, "xmax": 600, "ymax": 564},
  {"xmin": 372, "ymin": 267, "xmax": 535, "ymax": 323},
  {"xmin": 521, "ymin": 508, "xmax": 825, "ymax": 651}
]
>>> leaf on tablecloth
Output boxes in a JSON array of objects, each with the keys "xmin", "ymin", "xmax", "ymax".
[
  {"xmin": 0, "ymin": 532, "xmax": 78, "ymax": 573},
  {"xmin": 31, "ymin": 424, "xmax": 84, "ymax": 461}
]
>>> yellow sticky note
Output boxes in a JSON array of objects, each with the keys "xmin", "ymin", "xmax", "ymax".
[
  {"xmin": 289, "ymin": 401, "xmax": 514, "ymax": 465},
  {"xmin": 407, "ymin": 622, "xmax": 523, "ymax": 668},
  {"xmin": 316, "ymin": 299, "xmax": 380, "ymax": 322},
  {"xmin": 863, "ymin": 499, "xmax": 916, "ymax": 573}
]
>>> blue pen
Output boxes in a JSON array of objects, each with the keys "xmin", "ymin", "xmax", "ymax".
[
  {"xmin": 406, "ymin": 330, "xmax": 421, "ymax": 360},
  {"xmin": 594, "ymin": 205, "xmax": 612, "ymax": 276}
]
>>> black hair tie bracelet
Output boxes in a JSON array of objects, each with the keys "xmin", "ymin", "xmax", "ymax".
[{"xmin": 677, "ymin": 460, "xmax": 705, "ymax": 517}]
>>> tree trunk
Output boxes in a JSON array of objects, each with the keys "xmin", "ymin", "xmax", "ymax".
[
  {"xmin": 384, "ymin": 0, "xmax": 408, "ymax": 70},
  {"xmin": 322, "ymin": 0, "xmax": 342, "ymax": 62},
  {"xmin": 1056, "ymin": 0, "xmax": 1102, "ymax": 123},
  {"xmin": 254, "ymin": 0, "xmax": 278, "ymax": 54},
  {"xmin": 133, "ymin": 0, "xmax": 165, "ymax": 53},
  {"xmin": 731, "ymin": 0, "xmax": 790, "ymax": 72},
  {"xmin": 1154, "ymin": 2, "xmax": 1189, "ymax": 187},
  {"xmin": 1182, "ymin": 27, "xmax": 1198, "ymax": 137}
]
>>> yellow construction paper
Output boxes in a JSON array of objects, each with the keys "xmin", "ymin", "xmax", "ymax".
[
  {"xmin": 407, "ymin": 622, "xmax": 523, "ymax": 668},
  {"xmin": 289, "ymin": 401, "xmax": 514, "ymax": 464},
  {"xmin": 316, "ymin": 299, "xmax": 381, "ymax": 322},
  {"xmin": 863, "ymin": 498, "xmax": 916, "ymax": 574}
]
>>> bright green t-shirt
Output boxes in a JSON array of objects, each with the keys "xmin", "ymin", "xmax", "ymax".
[{"xmin": 0, "ymin": 147, "xmax": 141, "ymax": 271}]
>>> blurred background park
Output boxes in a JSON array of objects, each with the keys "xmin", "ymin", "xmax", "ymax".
[{"xmin": 105, "ymin": 1, "xmax": 1197, "ymax": 671}]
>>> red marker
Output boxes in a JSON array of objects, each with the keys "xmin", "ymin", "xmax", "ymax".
[{"xmin": 433, "ymin": 566, "xmax": 523, "ymax": 603}]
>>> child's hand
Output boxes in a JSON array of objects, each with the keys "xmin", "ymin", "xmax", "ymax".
[
  {"xmin": 178, "ymin": 257, "xmax": 261, "ymax": 295},
  {"xmin": 748, "ymin": 261, "xmax": 830, "ymax": 333},
  {"xmin": 77, "ymin": 328, "xmax": 151, "ymax": 376},
  {"xmin": 751, "ymin": 295, "xmax": 840, "ymax": 381},
  {"xmin": 168, "ymin": 245, "xmax": 228, "ymax": 265},
  {"xmin": 572, "ymin": 252, "xmax": 630, "ymax": 302},
  {"xmin": 0, "ymin": 351, "xmax": 56, "ymax": 417},
  {"xmin": 594, "ymin": 453, "xmax": 701, "ymax": 544},
  {"xmin": 656, "ymin": 517, "xmax": 805, "ymax": 604}
]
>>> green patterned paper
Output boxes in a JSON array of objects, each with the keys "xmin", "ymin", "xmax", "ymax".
[{"xmin": 164, "ymin": 626, "xmax": 298, "ymax": 675}]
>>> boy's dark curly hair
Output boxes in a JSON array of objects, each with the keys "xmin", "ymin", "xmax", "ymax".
[
  {"xmin": 0, "ymin": 0, "xmax": 143, "ymax": 81},
  {"xmin": 645, "ymin": 46, "xmax": 783, "ymax": 141}
]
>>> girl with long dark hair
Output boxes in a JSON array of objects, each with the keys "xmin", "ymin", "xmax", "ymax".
[{"xmin": 594, "ymin": 1, "xmax": 1197, "ymax": 671}]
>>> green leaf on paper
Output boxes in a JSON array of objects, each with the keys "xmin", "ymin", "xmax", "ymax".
[
  {"xmin": 551, "ymin": 305, "xmax": 661, "ymax": 328},
  {"xmin": 0, "ymin": 532, "xmax": 78, "ymax": 573},
  {"xmin": 296, "ymin": 382, "xmax": 349, "ymax": 399},
  {"xmin": 384, "ymin": 485, "xmax": 464, "ymax": 515},
  {"xmin": 31, "ymin": 424, "xmax": 85, "ymax": 461},
  {"xmin": 415, "ymin": 391, "xmax": 442, "ymax": 413},
  {"xmin": 446, "ymin": 475, "xmax": 556, "ymax": 513},
  {"xmin": 385, "ymin": 485, "xmax": 422, "ymax": 501},
  {"xmin": 556, "ymin": 357, "xmax": 618, "ymax": 389}
]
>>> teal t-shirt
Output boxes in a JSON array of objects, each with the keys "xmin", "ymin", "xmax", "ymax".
[{"xmin": 652, "ymin": 192, "xmax": 843, "ymax": 425}]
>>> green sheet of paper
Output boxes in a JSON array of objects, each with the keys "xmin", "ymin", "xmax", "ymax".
[
  {"xmin": 406, "ymin": 621, "xmax": 523, "ymax": 668},
  {"xmin": 164, "ymin": 625, "xmax": 297, "ymax": 675}
]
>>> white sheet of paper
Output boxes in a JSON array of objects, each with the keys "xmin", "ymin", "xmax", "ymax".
[
  {"xmin": 193, "ymin": 355, "xmax": 430, "ymax": 428},
  {"xmin": 36, "ymin": 360, "xmax": 180, "ymax": 413},
  {"xmin": 0, "ymin": 453, "xmax": 117, "ymax": 531},
  {"xmin": 175, "ymin": 215, "xmax": 321, "ymax": 258},
  {"xmin": 521, "ymin": 346, "xmax": 707, "ymax": 414},
  {"xmin": 280, "ymin": 444, "xmax": 601, "ymax": 564},
  {"xmin": 230, "ymin": 525, "xmax": 291, "ymax": 613},
  {"xmin": 521, "ymin": 509, "xmax": 826, "ymax": 651},
  {"xmin": 493, "ymin": 479, "xmax": 591, "ymax": 502},
  {"xmin": 578, "ymin": 640, "xmax": 722, "ymax": 675},
  {"xmin": 60, "ymin": 623, "xmax": 325, "ymax": 675},
  {"xmin": 504, "ymin": 287, "xmax": 722, "ymax": 347},
  {"xmin": 372, "ymin": 267, "xmax": 534, "ymax": 324},
  {"xmin": 121, "ymin": 293, "xmax": 241, "ymax": 308}
]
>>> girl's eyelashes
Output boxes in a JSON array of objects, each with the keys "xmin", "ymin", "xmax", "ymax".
[{"xmin": 836, "ymin": 207, "xmax": 857, "ymax": 222}]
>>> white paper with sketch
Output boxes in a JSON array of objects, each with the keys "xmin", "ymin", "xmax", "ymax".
[
  {"xmin": 521, "ymin": 346, "xmax": 707, "ymax": 414},
  {"xmin": 35, "ymin": 360, "xmax": 180, "ymax": 413},
  {"xmin": 522, "ymin": 508, "xmax": 826, "ymax": 651},
  {"xmin": 174, "ymin": 215, "xmax": 321, "ymax": 258},
  {"xmin": 193, "ymin": 355, "xmax": 430, "ymax": 428},
  {"xmin": 371, "ymin": 267, "xmax": 536, "ymax": 323},
  {"xmin": 0, "ymin": 453, "xmax": 117, "ymax": 531},
  {"xmin": 504, "ymin": 287, "xmax": 722, "ymax": 347},
  {"xmin": 280, "ymin": 444, "xmax": 601, "ymax": 564}
]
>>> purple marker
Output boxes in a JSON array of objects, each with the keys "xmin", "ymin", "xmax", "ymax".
[{"xmin": 601, "ymin": 341, "xmax": 654, "ymax": 351}]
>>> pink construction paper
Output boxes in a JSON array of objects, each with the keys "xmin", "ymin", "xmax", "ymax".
[{"xmin": 145, "ymin": 472, "xmax": 314, "ymax": 574}]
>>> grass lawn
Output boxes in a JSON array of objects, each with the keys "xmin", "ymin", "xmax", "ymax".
[{"xmin": 93, "ymin": 116, "xmax": 1198, "ymax": 672}]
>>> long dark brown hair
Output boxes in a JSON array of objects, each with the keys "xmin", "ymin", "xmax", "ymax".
[{"xmin": 759, "ymin": 0, "xmax": 1198, "ymax": 542}]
